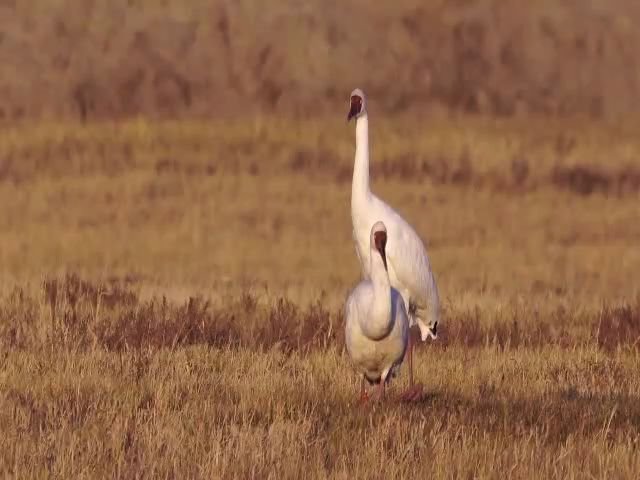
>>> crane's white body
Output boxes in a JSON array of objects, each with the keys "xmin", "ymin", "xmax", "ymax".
[
  {"xmin": 350, "ymin": 91, "xmax": 440, "ymax": 342},
  {"xmin": 344, "ymin": 223, "xmax": 409, "ymax": 385}
]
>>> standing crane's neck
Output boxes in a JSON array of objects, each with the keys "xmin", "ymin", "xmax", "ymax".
[
  {"xmin": 363, "ymin": 248, "xmax": 393, "ymax": 340},
  {"xmin": 352, "ymin": 113, "xmax": 371, "ymax": 204},
  {"xmin": 370, "ymin": 249, "xmax": 390, "ymax": 292}
]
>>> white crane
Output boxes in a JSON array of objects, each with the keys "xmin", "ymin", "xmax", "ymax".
[
  {"xmin": 344, "ymin": 221, "xmax": 410, "ymax": 402},
  {"xmin": 347, "ymin": 88, "xmax": 440, "ymax": 391}
]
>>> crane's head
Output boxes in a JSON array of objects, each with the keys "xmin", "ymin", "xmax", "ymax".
[
  {"xmin": 370, "ymin": 221, "xmax": 387, "ymax": 272},
  {"xmin": 347, "ymin": 88, "xmax": 367, "ymax": 122}
]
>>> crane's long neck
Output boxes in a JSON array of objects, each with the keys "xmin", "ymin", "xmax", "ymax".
[
  {"xmin": 352, "ymin": 113, "xmax": 371, "ymax": 205},
  {"xmin": 361, "ymin": 250, "xmax": 393, "ymax": 340}
]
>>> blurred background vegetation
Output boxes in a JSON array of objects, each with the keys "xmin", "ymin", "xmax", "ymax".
[{"xmin": 2, "ymin": 0, "xmax": 640, "ymax": 121}]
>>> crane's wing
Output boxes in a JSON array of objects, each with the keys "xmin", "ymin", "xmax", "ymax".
[
  {"xmin": 385, "ymin": 214, "xmax": 440, "ymax": 333},
  {"xmin": 352, "ymin": 227, "xmax": 369, "ymax": 279}
]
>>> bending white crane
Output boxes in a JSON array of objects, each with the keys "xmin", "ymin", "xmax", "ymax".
[
  {"xmin": 345, "ymin": 221, "xmax": 410, "ymax": 402},
  {"xmin": 347, "ymin": 88, "xmax": 440, "ymax": 390}
]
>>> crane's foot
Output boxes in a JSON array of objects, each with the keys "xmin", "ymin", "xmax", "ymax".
[
  {"xmin": 369, "ymin": 380, "xmax": 386, "ymax": 403},
  {"xmin": 400, "ymin": 383, "xmax": 424, "ymax": 402},
  {"xmin": 371, "ymin": 390, "xmax": 384, "ymax": 403}
]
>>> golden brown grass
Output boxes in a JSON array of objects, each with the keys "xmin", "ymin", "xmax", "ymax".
[
  {"xmin": 1, "ymin": 115, "xmax": 640, "ymax": 478},
  {"xmin": 1, "ymin": 279, "xmax": 640, "ymax": 478}
]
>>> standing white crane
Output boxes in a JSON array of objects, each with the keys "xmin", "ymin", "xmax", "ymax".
[
  {"xmin": 347, "ymin": 88, "xmax": 440, "ymax": 391},
  {"xmin": 344, "ymin": 221, "xmax": 411, "ymax": 402}
]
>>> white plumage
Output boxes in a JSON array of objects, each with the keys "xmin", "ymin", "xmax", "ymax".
[
  {"xmin": 347, "ymin": 88, "xmax": 440, "ymax": 387},
  {"xmin": 344, "ymin": 221, "xmax": 409, "ymax": 401}
]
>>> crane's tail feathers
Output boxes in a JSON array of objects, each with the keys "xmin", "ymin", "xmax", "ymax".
[
  {"xmin": 418, "ymin": 276, "xmax": 440, "ymax": 341},
  {"xmin": 418, "ymin": 320, "xmax": 438, "ymax": 341},
  {"xmin": 416, "ymin": 303, "xmax": 440, "ymax": 342}
]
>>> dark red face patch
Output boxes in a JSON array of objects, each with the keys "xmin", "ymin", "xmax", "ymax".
[
  {"xmin": 373, "ymin": 230, "xmax": 388, "ymax": 271},
  {"xmin": 347, "ymin": 95, "xmax": 363, "ymax": 121},
  {"xmin": 373, "ymin": 231, "xmax": 386, "ymax": 252}
]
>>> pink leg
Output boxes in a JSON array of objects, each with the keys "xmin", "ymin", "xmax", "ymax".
[
  {"xmin": 407, "ymin": 335, "xmax": 414, "ymax": 388},
  {"xmin": 358, "ymin": 376, "xmax": 369, "ymax": 404},
  {"xmin": 373, "ymin": 378, "xmax": 386, "ymax": 402},
  {"xmin": 401, "ymin": 332, "xmax": 424, "ymax": 402}
]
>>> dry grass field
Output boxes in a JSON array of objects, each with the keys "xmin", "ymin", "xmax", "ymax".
[
  {"xmin": 1, "ymin": 2, "xmax": 640, "ymax": 478},
  {"xmin": 1, "ymin": 114, "xmax": 640, "ymax": 478}
]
